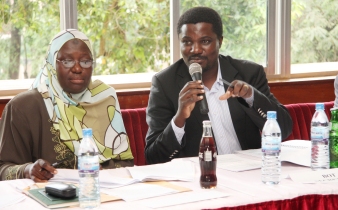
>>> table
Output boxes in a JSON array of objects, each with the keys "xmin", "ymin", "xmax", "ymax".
[{"xmin": 1, "ymin": 160, "xmax": 338, "ymax": 210}]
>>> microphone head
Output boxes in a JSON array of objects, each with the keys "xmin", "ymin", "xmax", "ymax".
[{"xmin": 189, "ymin": 63, "xmax": 202, "ymax": 76}]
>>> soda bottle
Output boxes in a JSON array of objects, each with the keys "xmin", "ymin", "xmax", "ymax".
[
  {"xmin": 311, "ymin": 103, "xmax": 330, "ymax": 170},
  {"xmin": 199, "ymin": 120, "xmax": 217, "ymax": 189},
  {"xmin": 261, "ymin": 111, "xmax": 281, "ymax": 185},
  {"xmin": 329, "ymin": 107, "xmax": 338, "ymax": 168},
  {"xmin": 78, "ymin": 128, "xmax": 100, "ymax": 209}
]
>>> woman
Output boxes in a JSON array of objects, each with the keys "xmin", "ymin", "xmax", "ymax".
[{"xmin": 0, "ymin": 29, "xmax": 134, "ymax": 182}]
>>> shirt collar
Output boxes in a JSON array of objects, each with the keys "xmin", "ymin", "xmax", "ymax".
[{"xmin": 216, "ymin": 59, "xmax": 223, "ymax": 86}]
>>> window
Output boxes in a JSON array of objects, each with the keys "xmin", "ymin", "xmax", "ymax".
[
  {"xmin": 290, "ymin": 0, "xmax": 338, "ymax": 76},
  {"xmin": 0, "ymin": 0, "xmax": 337, "ymax": 97},
  {"xmin": 180, "ymin": 0, "xmax": 267, "ymax": 66},
  {"xmin": 0, "ymin": 0, "xmax": 59, "ymax": 80}
]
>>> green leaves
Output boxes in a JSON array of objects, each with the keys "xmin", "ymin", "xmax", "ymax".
[{"xmin": 0, "ymin": 0, "xmax": 337, "ymax": 80}]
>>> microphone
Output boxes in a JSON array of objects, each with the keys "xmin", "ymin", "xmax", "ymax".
[{"xmin": 189, "ymin": 63, "xmax": 209, "ymax": 114}]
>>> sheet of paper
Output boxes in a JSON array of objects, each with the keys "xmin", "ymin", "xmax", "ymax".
[
  {"xmin": 289, "ymin": 168, "xmax": 338, "ymax": 183},
  {"xmin": 0, "ymin": 192, "xmax": 26, "ymax": 209},
  {"xmin": 217, "ymin": 154, "xmax": 261, "ymax": 172},
  {"xmin": 139, "ymin": 190, "xmax": 229, "ymax": 209},
  {"xmin": 127, "ymin": 160, "xmax": 195, "ymax": 182},
  {"xmin": 187, "ymin": 154, "xmax": 261, "ymax": 172},
  {"xmin": 280, "ymin": 140, "xmax": 311, "ymax": 167},
  {"xmin": 51, "ymin": 169, "xmax": 139, "ymax": 188},
  {"xmin": 101, "ymin": 182, "xmax": 179, "ymax": 202},
  {"xmin": 235, "ymin": 149, "xmax": 261, "ymax": 158},
  {"xmin": 8, "ymin": 178, "xmax": 36, "ymax": 192},
  {"xmin": 235, "ymin": 140, "xmax": 311, "ymax": 167}
]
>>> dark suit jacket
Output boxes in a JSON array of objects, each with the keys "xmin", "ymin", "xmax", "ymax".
[{"xmin": 145, "ymin": 55, "xmax": 292, "ymax": 164}]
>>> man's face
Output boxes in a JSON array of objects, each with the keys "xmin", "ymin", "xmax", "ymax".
[
  {"xmin": 56, "ymin": 39, "xmax": 93, "ymax": 94},
  {"xmin": 179, "ymin": 22, "xmax": 223, "ymax": 73}
]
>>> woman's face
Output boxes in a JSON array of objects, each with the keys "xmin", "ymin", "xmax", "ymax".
[{"xmin": 56, "ymin": 39, "xmax": 93, "ymax": 94}]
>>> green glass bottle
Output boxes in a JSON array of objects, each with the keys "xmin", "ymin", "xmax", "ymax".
[{"xmin": 329, "ymin": 107, "xmax": 338, "ymax": 168}]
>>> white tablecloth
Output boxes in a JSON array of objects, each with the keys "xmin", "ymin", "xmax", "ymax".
[{"xmin": 1, "ymin": 161, "xmax": 338, "ymax": 210}]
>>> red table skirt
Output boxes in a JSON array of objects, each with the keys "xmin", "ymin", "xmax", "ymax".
[{"xmin": 209, "ymin": 194, "xmax": 338, "ymax": 210}]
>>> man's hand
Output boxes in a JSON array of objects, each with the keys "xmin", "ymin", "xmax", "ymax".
[
  {"xmin": 174, "ymin": 80, "xmax": 204, "ymax": 127},
  {"xmin": 24, "ymin": 159, "xmax": 57, "ymax": 182},
  {"xmin": 219, "ymin": 80, "xmax": 252, "ymax": 100}
]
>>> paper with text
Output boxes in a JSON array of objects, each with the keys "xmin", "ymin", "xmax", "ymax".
[
  {"xmin": 52, "ymin": 169, "xmax": 144, "ymax": 188},
  {"xmin": 51, "ymin": 160, "xmax": 195, "ymax": 188},
  {"xmin": 234, "ymin": 140, "xmax": 311, "ymax": 167},
  {"xmin": 289, "ymin": 168, "xmax": 338, "ymax": 183},
  {"xmin": 187, "ymin": 154, "xmax": 261, "ymax": 172},
  {"xmin": 280, "ymin": 140, "xmax": 311, "ymax": 167}
]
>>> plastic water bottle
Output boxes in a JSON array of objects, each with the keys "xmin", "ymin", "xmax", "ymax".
[
  {"xmin": 78, "ymin": 128, "xmax": 100, "ymax": 209},
  {"xmin": 311, "ymin": 103, "xmax": 330, "ymax": 170},
  {"xmin": 261, "ymin": 111, "xmax": 281, "ymax": 185}
]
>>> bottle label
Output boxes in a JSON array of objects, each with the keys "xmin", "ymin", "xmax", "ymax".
[
  {"xmin": 78, "ymin": 156, "xmax": 99, "ymax": 172},
  {"xmin": 262, "ymin": 136, "xmax": 281, "ymax": 152},
  {"xmin": 204, "ymin": 149, "xmax": 212, "ymax": 161},
  {"xmin": 311, "ymin": 127, "xmax": 329, "ymax": 141}
]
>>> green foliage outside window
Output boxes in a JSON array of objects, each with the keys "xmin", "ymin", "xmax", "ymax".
[
  {"xmin": 0, "ymin": 0, "xmax": 337, "ymax": 80},
  {"xmin": 181, "ymin": 0, "xmax": 267, "ymax": 65},
  {"xmin": 77, "ymin": 0, "xmax": 170, "ymax": 75},
  {"xmin": 291, "ymin": 0, "xmax": 338, "ymax": 64}
]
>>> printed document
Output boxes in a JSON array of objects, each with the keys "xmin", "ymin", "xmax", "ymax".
[
  {"xmin": 235, "ymin": 139, "xmax": 311, "ymax": 167},
  {"xmin": 188, "ymin": 155, "xmax": 261, "ymax": 172},
  {"xmin": 51, "ymin": 159, "xmax": 195, "ymax": 188},
  {"xmin": 289, "ymin": 168, "xmax": 338, "ymax": 183}
]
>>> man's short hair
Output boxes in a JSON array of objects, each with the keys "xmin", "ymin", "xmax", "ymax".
[{"xmin": 177, "ymin": 7, "xmax": 223, "ymax": 38}]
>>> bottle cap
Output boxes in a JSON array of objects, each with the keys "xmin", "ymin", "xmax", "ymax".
[
  {"xmin": 330, "ymin": 107, "xmax": 338, "ymax": 111},
  {"xmin": 315, "ymin": 103, "xmax": 324, "ymax": 110},
  {"xmin": 82, "ymin": 128, "xmax": 92, "ymax": 137},
  {"xmin": 202, "ymin": 120, "xmax": 212, "ymax": 126},
  {"xmin": 267, "ymin": 111, "xmax": 276, "ymax": 119}
]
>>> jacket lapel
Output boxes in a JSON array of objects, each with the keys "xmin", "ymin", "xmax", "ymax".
[{"xmin": 219, "ymin": 56, "xmax": 246, "ymax": 148}]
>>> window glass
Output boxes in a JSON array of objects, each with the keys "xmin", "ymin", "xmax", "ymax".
[
  {"xmin": 0, "ymin": 0, "xmax": 60, "ymax": 80},
  {"xmin": 291, "ymin": 0, "xmax": 338, "ymax": 74},
  {"xmin": 77, "ymin": 0, "xmax": 170, "ymax": 75},
  {"xmin": 180, "ymin": 0, "xmax": 267, "ymax": 66}
]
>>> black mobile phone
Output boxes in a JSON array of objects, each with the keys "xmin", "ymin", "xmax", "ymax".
[{"xmin": 45, "ymin": 183, "xmax": 77, "ymax": 199}]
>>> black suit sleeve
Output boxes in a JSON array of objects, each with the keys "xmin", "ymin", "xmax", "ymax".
[
  {"xmin": 144, "ymin": 75, "xmax": 182, "ymax": 164},
  {"xmin": 235, "ymin": 64, "xmax": 293, "ymax": 140}
]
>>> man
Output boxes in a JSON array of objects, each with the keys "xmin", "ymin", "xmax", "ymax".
[{"xmin": 145, "ymin": 7, "xmax": 292, "ymax": 164}]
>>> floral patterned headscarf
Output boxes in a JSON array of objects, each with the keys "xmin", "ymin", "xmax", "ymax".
[{"xmin": 31, "ymin": 29, "xmax": 133, "ymax": 163}]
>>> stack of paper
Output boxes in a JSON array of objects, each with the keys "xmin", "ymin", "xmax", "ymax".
[
  {"xmin": 51, "ymin": 159, "xmax": 195, "ymax": 188},
  {"xmin": 233, "ymin": 140, "xmax": 311, "ymax": 167},
  {"xmin": 280, "ymin": 140, "xmax": 311, "ymax": 167},
  {"xmin": 188, "ymin": 154, "xmax": 261, "ymax": 172}
]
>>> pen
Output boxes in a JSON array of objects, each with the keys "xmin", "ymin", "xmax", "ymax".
[
  {"xmin": 51, "ymin": 153, "xmax": 73, "ymax": 167},
  {"xmin": 51, "ymin": 160, "xmax": 65, "ymax": 167},
  {"xmin": 219, "ymin": 78, "xmax": 234, "ymax": 88}
]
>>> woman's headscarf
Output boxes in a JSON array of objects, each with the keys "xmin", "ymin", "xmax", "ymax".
[{"xmin": 31, "ymin": 29, "xmax": 133, "ymax": 163}]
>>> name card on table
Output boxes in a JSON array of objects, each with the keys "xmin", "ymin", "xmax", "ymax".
[{"xmin": 289, "ymin": 168, "xmax": 338, "ymax": 183}]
